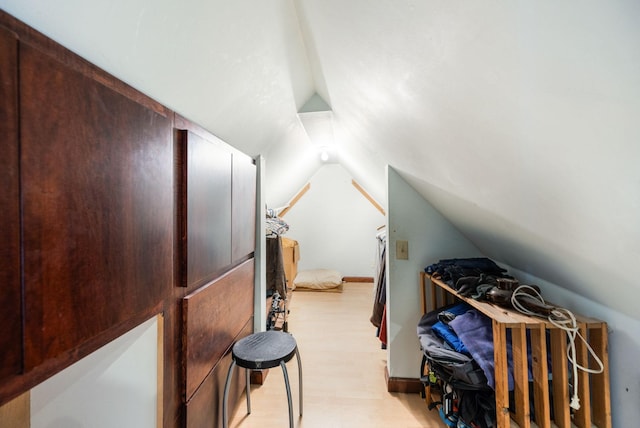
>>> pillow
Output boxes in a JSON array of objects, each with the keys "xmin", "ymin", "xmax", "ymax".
[{"xmin": 294, "ymin": 269, "xmax": 343, "ymax": 290}]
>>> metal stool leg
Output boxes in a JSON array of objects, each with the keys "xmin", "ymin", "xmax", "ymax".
[
  {"xmin": 222, "ymin": 360, "xmax": 236, "ymax": 428},
  {"xmin": 295, "ymin": 348, "xmax": 303, "ymax": 416},
  {"xmin": 245, "ymin": 367, "xmax": 251, "ymax": 414},
  {"xmin": 280, "ymin": 360, "xmax": 294, "ymax": 428}
]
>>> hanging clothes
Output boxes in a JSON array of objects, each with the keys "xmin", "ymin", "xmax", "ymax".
[
  {"xmin": 265, "ymin": 208, "xmax": 289, "ymax": 299},
  {"xmin": 378, "ymin": 305, "xmax": 388, "ymax": 347},
  {"xmin": 370, "ymin": 229, "xmax": 386, "ymax": 328},
  {"xmin": 266, "ymin": 235, "xmax": 287, "ymax": 298}
]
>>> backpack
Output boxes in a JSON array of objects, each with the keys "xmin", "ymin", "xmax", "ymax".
[{"xmin": 418, "ymin": 303, "xmax": 496, "ymax": 428}]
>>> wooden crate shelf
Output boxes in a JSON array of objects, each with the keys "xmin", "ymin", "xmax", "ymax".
[{"xmin": 420, "ymin": 272, "xmax": 611, "ymax": 428}]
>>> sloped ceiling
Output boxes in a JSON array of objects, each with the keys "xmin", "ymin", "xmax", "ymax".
[{"xmin": 2, "ymin": 1, "xmax": 639, "ymax": 319}]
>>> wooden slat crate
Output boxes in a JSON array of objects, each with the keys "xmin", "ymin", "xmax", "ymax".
[{"xmin": 419, "ymin": 272, "xmax": 611, "ymax": 428}]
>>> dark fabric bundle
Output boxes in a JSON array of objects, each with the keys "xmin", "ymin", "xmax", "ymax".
[
  {"xmin": 425, "ymin": 258, "xmax": 513, "ymax": 299},
  {"xmin": 417, "ymin": 303, "xmax": 488, "ymax": 389},
  {"xmin": 266, "ymin": 235, "xmax": 287, "ymax": 298},
  {"xmin": 425, "ymin": 257, "xmax": 508, "ymax": 287}
]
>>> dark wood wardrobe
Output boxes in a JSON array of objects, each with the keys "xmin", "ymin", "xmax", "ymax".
[{"xmin": 0, "ymin": 10, "xmax": 256, "ymax": 428}]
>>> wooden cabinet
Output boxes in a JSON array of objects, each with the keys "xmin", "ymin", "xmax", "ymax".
[
  {"xmin": 176, "ymin": 128, "xmax": 256, "ymax": 289},
  {"xmin": 420, "ymin": 273, "xmax": 611, "ymax": 428},
  {"xmin": 177, "ymin": 123, "xmax": 256, "ymax": 424},
  {"xmin": 0, "ymin": 25, "xmax": 22, "ymax": 384}
]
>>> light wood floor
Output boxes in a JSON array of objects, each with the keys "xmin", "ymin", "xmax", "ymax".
[{"xmin": 229, "ymin": 282, "xmax": 442, "ymax": 427}]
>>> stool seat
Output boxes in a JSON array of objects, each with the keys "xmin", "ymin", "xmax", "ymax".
[
  {"xmin": 232, "ymin": 330, "xmax": 297, "ymax": 369},
  {"xmin": 222, "ymin": 331, "xmax": 303, "ymax": 428}
]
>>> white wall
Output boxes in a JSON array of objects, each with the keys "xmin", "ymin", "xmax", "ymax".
[
  {"xmin": 31, "ymin": 316, "xmax": 160, "ymax": 428},
  {"xmin": 281, "ymin": 163, "xmax": 385, "ymax": 278},
  {"xmin": 507, "ymin": 266, "xmax": 640, "ymax": 427},
  {"xmin": 386, "ymin": 166, "xmax": 482, "ymax": 378}
]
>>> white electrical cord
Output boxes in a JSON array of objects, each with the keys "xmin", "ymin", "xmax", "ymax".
[
  {"xmin": 510, "ymin": 285, "xmax": 604, "ymax": 411},
  {"xmin": 510, "ymin": 285, "xmax": 546, "ymax": 316}
]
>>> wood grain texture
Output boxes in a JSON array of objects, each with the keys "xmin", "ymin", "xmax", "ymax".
[
  {"xmin": 175, "ymin": 129, "xmax": 189, "ymax": 288},
  {"xmin": 20, "ymin": 43, "xmax": 174, "ymax": 370},
  {"xmin": 492, "ymin": 319, "xmax": 510, "ymax": 427},
  {"xmin": 0, "ymin": 25, "xmax": 22, "ymax": 383},
  {"xmin": 185, "ymin": 320, "xmax": 252, "ymax": 428},
  {"xmin": 511, "ymin": 324, "xmax": 530, "ymax": 428},
  {"xmin": 573, "ymin": 323, "xmax": 592, "ymax": 428},
  {"xmin": 183, "ymin": 259, "xmax": 255, "ymax": 400},
  {"xmin": 530, "ymin": 324, "xmax": 550, "ymax": 428},
  {"xmin": 182, "ymin": 130, "xmax": 233, "ymax": 288},
  {"xmin": 590, "ymin": 325, "xmax": 612, "ymax": 428},
  {"xmin": 550, "ymin": 328, "xmax": 570, "ymax": 428},
  {"xmin": 231, "ymin": 153, "xmax": 257, "ymax": 263},
  {"xmin": 161, "ymin": 287, "xmax": 186, "ymax": 428}
]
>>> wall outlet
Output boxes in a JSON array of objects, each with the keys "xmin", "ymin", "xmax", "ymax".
[{"xmin": 396, "ymin": 240, "xmax": 409, "ymax": 260}]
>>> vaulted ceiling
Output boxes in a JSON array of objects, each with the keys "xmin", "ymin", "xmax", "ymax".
[{"xmin": 3, "ymin": 0, "xmax": 639, "ymax": 320}]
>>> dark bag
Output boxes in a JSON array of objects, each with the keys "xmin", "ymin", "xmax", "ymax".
[{"xmin": 418, "ymin": 303, "xmax": 496, "ymax": 428}]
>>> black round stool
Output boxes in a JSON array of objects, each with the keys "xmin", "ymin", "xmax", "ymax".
[{"xmin": 222, "ymin": 330, "xmax": 303, "ymax": 428}]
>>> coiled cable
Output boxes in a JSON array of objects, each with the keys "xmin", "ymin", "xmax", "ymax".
[{"xmin": 510, "ymin": 285, "xmax": 604, "ymax": 410}]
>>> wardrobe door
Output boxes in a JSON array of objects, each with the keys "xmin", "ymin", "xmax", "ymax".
[
  {"xmin": 0, "ymin": 26, "xmax": 23, "ymax": 383},
  {"xmin": 178, "ymin": 130, "xmax": 232, "ymax": 289},
  {"xmin": 231, "ymin": 154, "xmax": 256, "ymax": 262},
  {"xmin": 20, "ymin": 43, "xmax": 174, "ymax": 370},
  {"xmin": 182, "ymin": 259, "xmax": 254, "ymax": 400}
]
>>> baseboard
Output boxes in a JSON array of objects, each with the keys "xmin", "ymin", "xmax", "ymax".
[
  {"xmin": 342, "ymin": 276, "xmax": 374, "ymax": 283},
  {"xmin": 384, "ymin": 365, "xmax": 422, "ymax": 393}
]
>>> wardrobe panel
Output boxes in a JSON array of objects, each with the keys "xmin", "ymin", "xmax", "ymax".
[
  {"xmin": 184, "ymin": 320, "xmax": 252, "ymax": 428},
  {"xmin": 182, "ymin": 259, "xmax": 254, "ymax": 401},
  {"xmin": 0, "ymin": 26, "xmax": 23, "ymax": 382},
  {"xmin": 231, "ymin": 154, "xmax": 257, "ymax": 262},
  {"xmin": 179, "ymin": 129, "xmax": 232, "ymax": 288},
  {"xmin": 20, "ymin": 43, "xmax": 174, "ymax": 370}
]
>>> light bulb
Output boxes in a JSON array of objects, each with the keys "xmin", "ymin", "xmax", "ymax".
[{"xmin": 320, "ymin": 150, "xmax": 329, "ymax": 162}]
